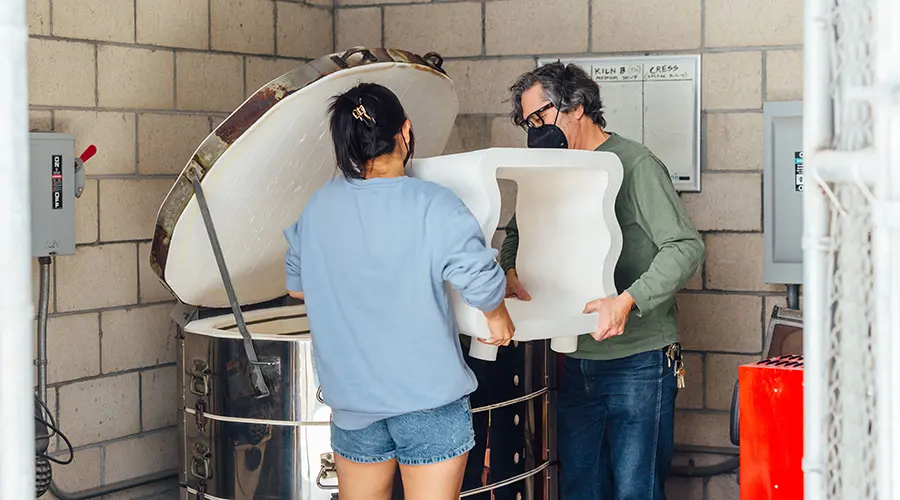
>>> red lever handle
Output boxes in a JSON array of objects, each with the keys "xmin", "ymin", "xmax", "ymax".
[{"xmin": 80, "ymin": 145, "xmax": 97, "ymax": 163}]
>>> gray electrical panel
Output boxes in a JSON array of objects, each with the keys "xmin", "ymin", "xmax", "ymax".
[
  {"xmin": 763, "ymin": 101, "xmax": 804, "ymax": 284},
  {"xmin": 30, "ymin": 132, "xmax": 76, "ymax": 257}
]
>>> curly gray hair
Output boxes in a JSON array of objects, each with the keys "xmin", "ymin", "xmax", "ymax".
[{"xmin": 508, "ymin": 62, "xmax": 606, "ymax": 129}]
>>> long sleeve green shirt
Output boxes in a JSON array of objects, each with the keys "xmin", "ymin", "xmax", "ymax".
[{"xmin": 500, "ymin": 133, "xmax": 705, "ymax": 360}]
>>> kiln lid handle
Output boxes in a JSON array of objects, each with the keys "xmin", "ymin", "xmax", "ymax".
[{"xmin": 185, "ymin": 164, "xmax": 272, "ymax": 399}]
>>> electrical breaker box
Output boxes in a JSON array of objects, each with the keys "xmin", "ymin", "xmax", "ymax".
[
  {"xmin": 763, "ymin": 101, "xmax": 804, "ymax": 284},
  {"xmin": 30, "ymin": 132, "xmax": 76, "ymax": 257}
]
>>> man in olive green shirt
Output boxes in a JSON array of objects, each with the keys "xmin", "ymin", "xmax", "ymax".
[{"xmin": 504, "ymin": 62, "xmax": 705, "ymax": 500}]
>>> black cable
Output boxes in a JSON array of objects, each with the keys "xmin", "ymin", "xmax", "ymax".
[{"xmin": 34, "ymin": 394, "xmax": 75, "ymax": 465}]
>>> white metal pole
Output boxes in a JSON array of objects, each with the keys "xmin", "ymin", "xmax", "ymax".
[
  {"xmin": 874, "ymin": 0, "xmax": 900, "ymax": 494},
  {"xmin": 802, "ymin": 0, "xmax": 833, "ymax": 498},
  {"xmin": 0, "ymin": 0, "xmax": 35, "ymax": 499}
]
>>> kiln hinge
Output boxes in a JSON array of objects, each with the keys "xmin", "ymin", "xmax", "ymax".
[{"xmin": 185, "ymin": 165, "xmax": 274, "ymax": 399}]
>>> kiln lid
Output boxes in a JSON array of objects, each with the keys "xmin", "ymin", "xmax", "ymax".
[{"xmin": 150, "ymin": 47, "xmax": 459, "ymax": 308}]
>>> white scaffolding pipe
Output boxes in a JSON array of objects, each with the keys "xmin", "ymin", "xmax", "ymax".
[
  {"xmin": 0, "ymin": 0, "xmax": 35, "ymax": 499},
  {"xmin": 802, "ymin": 0, "xmax": 833, "ymax": 498},
  {"xmin": 874, "ymin": 0, "xmax": 900, "ymax": 495}
]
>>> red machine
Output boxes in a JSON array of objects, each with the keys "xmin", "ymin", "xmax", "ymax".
[{"xmin": 738, "ymin": 355, "xmax": 804, "ymax": 499}]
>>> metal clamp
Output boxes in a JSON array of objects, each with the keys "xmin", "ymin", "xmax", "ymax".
[
  {"xmin": 194, "ymin": 481, "xmax": 207, "ymax": 500},
  {"xmin": 331, "ymin": 46, "xmax": 378, "ymax": 69},
  {"xmin": 194, "ymin": 399, "xmax": 208, "ymax": 432},
  {"xmin": 316, "ymin": 453, "xmax": 339, "ymax": 490},
  {"xmin": 423, "ymin": 52, "xmax": 445, "ymax": 71},
  {"xmin": 190, "ymin": 359, "xmax": 211, "ymax": 396},
  {"xmin": 185, "ymin": 165, "xmax": 272, "ymax": 399}
]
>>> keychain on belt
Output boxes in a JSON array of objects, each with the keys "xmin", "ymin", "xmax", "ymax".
[{"xmin": 666, "ymin": 343, "xmax": 686, "ymax": 389}]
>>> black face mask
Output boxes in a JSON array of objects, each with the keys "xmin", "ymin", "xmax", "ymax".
[
  {"xmin": 527, "ymin": 124, "xmax": 568, "ymax": 149},
  {"xmin": 526, "ymin": 106, "xmax": 569, "ymax": 149}
]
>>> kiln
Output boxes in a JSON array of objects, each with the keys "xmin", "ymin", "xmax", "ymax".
[{"xmin": 149, "ymin": 46, "xmax": 623, "ymax": 499}]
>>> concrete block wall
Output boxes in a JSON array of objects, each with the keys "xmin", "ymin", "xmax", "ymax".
[
  {"xmin": 26, "ymin": 1, "xmax": 334, "ymax": 498},
  {"xmin": 332, "ymin": 0, "xmax": 803, "ymax": 498}
]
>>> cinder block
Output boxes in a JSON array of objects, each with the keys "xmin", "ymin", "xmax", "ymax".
[
  {"xmin": 765, "ymin": 294, "xmax": 802, "ymax": 316},
  {"xmin": 40, "ymin": 313, "xmax": 101, "ymax": 384},
  {"xmin": 708, "ymin": 473, "xmax": 740, "ymax": 500},
  {"xmin": 53, "ymin": 0, "xmax": 134, "ymax": 43},
  {"xmin": 137, "ymin": 0, "xmax": 209, "ymax": 50},
  {"xmin": 665, "ymin": 477, "xmax": 704, "ymax": 500},
  {"xmin": 592, "ymin": 0, "xmax": 700, "ymax": 52},
  {"xmin": 98, "ymin": 46, "xmax": 175, "ymax": 110},
  {"xmin": 701, "ymin": 52, "xmax": 762, "ymax": 110},
  {"xmin": 245, "ymin": 57, "xmax": 304, "ymax": 97},
  {"xmin": 487, "ymin": 0, "xmax": 588, "ymax": 55},
  {"xmin": 443, "ymin": 115, "xmax": 485, "ymax": 155},
  {"xmin": 675, "ymin": 352, "xmax": 704, "ymax": 409},
  {"xmin": 54, "ymin": 110, "xmax": 136, "ymax": 176},
  {"xmin": 706, "ymin": 353, "xmax": 758, "ymax": 410},
  {"xmin": 705, "ymin": 0, "xmax": 803, "ymax": 47},
  {"xmin": 76, "ymin": 179, "xmax": 99, "ymax": 244},
  {"xmin": 29, "ymin": 110, "xmax": 52, "ymax": 131},
  {"xmin": 681, "ymin": 173, "xmax": 761, "ymax": 231},
  {"xmin": 706, "ymin": 233, "xmax": 778, "ymax": 292},
  {"xmin": 103, "ymin": 429, "xmax": 178, "ymax": 483},
  {"xmin": 103, "ymin": 429, "xmax": 178, "ymax": 484},
  {"xmin": 47, "ymin": 446, "xmax": 102, "ymax": 493},
  {"xmin": 27, "ymin": 0, "xmax": 50, "ymax": 35},
  {"xmin": 138, "ymin": 113, "xmax": 210, "ymax": 175},
  {"xmin": 139, "ymin": 242, "xmax": 174, "ymax": 304},
  {"xmin": 706, "ymin": 113, "xmax": 763, "ymax": 171},
  {"xmin": 677, "ymin": 293, "xmax": 763, "ymax": 353},
  {"xmin": 101, "ymin": 304, "xmax": 176, "ymax": 373},
  {"xmin": 211, "ymin": 0, "xmax": 275, "ymax": 54},
  {"xmin": 277, "ymin": 2, "xmax": 333, "ymax": 59},
  {"xmin": 99, "ymin": 179, "xmax": 174, "ymax": 242},
  {"xmin": 488, "ymin": 117, "xmax": 524, "ymax": 148},
  {"xmin": 766, "ymin": 50, "xmax": 804, "ymax": 102},
  {"xmin": 674, "ymin": 410, "xmax": 733, "ymax": 447},
  {"xmin": 336, "ymin": 7, "xmax": 382, "ymax": 50},
  {"xmin": 442, "ymin": 59, "xmax": 536, "ymax": 114},
  {"xmin": 55, "ymin": 243, "xmax": 138, "ymax": 312},
  {"xmin": 176, "ymin": 52, "xmax": 244, "ymax": 112},
  {"xmin": 385, "ymin": 3, "xmax": 482, "ymax": 58},
  {"xmin": 28, "ymin": 40, "xmax": 96, "ymax": 107},
  {"xmin": 57, "ymin": 372, "xmax": 140, "ymax": 447},
  {"xmin": 141, "ymin": 366, "xmax": 178, "ymax": 431}
]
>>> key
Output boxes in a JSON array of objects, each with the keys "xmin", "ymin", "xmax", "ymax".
[
  {"xmin": 675, "ymin": 361, "xmax": 686, "ymax": 389},
  {"xmin": 665, "ymin": 345, "xmax": 673, "ymax": 368}
]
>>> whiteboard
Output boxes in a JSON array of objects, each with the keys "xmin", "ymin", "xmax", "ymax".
[{"xmin": 537, "ymin": 55, "xmax": 702, "ymax": 192}]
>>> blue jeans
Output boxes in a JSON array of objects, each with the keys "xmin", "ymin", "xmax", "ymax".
[{"xmin": 557, "ymin": 348, "xmax": 678, "ymax": 500}]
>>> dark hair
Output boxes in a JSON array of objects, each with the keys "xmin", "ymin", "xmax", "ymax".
[
  {"xmin": 327, "ymin": 82, "xmax": 414, "ymax": 180},
  {"xmin": 508, "ymin": 62, "xmax": 606, "ymax": 129}
]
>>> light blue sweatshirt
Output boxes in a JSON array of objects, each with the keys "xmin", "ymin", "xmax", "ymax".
[{"xmin": 284, "ymin": 175, "xmax": 506, "ymax": 431}]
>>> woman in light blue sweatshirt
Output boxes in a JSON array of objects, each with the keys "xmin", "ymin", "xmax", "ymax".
[{"xmin": 283, "ymin": 82, "xmax": 516, "ymax": 500}]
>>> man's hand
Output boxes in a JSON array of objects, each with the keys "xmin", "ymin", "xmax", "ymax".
[
  {"xmin": 583, "ymin": 292, "xmax": 635, "ymax": 342},
  {"xmin": 505, "ymin": 269, "xmax": 531, "ymax": 301},
  {"xmin": 480, "ymin": 300, "xmax": 516, "ymax": 347}
]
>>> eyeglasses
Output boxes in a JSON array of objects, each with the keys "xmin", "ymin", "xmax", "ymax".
[{"xmin": 518, "ymin": 102, "xmax": 556, "ymax": 131}]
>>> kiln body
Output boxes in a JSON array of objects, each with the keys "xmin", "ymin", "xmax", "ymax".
[{"xmin": 150, "ymin": 45, "xmax": 619, "ymax": 499}]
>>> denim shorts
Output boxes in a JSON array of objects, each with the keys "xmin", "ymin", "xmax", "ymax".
[{"xmin": 330, "ymin": 396, "xmax": 475, "ymax": 466}]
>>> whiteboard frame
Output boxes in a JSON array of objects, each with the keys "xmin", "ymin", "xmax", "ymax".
[{"xmin": 536, "ymin": 54, "xmax": 702, "ymax": 193}]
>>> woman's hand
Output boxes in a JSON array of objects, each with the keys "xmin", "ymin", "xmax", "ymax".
[{"xmin": 480, "ymin": 300, "xmax": 515, "ymax": 347}]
